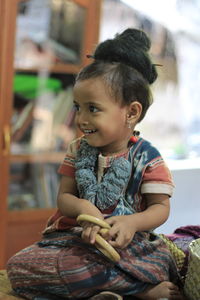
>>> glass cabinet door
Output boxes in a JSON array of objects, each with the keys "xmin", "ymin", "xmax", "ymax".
[
  {"xmin": 8, "ymin": 0, "xmax": 88, "ymax": 210},
  {"xmin": 15, "ymin": 0, "xmax": 86, "ymax": 69}
]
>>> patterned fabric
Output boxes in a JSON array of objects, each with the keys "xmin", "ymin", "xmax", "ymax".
[
  {"xmin": 7, "ymin": 231, "xmax": 179, "ymax": 300},
  {"xmin": 7, "ymin": 136, "xmax": 178, "ymax": 300},
  {"xmin": 45, "ymin": 137, "xmax": 174, "ymax": 233},
  {"xmin": 75, "ymin": 139, "xmax": 132, "ymax": 212},
  {"xmin": 165, "ymin": 225, "xmax": 200, "ymax": 281},
  {"xmin": 159, "ymin": 234, "xmax": 186, "ymax": 282}
]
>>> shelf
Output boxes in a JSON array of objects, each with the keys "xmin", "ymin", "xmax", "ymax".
[
  {"xmin": 15, "ymin": 63, "xmax": 81, "ymax": 74},
  {"xmin": 0, "ymin": 0, "xmax": 102, "ymax": 268},
  {"xmin": 10, "ymin": 151, "xmax": 66, "ymax": 163}
]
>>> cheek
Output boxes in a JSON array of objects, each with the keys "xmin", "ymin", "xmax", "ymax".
[
  {"xmin": 74, "ymin": 114, "xmax": 78, "ymax": 125},
  {"xmin": 112, "ymin": 112, "xmax": 127, "ymax": 128}
]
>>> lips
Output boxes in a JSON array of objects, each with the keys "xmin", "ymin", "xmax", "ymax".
[{"xmin": 81, "ymin": 129, "xmax": 97, "ymax": 135}]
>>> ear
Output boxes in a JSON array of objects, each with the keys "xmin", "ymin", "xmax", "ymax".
[{"xmin": 126, "ymin": 101, "xmax": 142, "ymax": 123}]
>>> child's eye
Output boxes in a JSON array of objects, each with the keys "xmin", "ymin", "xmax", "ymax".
[
  {"xmin": 73, "ymin": 103, "xmax": 80, "ymax": 111},
  {"xmin": 89, "ymin": 105, "xmax": 99, "ymax": 113}
]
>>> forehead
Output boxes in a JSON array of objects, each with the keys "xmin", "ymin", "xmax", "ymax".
[
  {"xmin": 73, "ymin": 77, "xmax": 111, "ymax": 100},
  {"xmin": 74, "ymin": 77, "xmax": 122, "ymax": 104}
]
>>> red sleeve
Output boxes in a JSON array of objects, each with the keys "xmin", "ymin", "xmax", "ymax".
[
  {"xmin": 141, "ymin": 157, "xmax": 175, "ymax": 196},
  {"xmin": 58, "ymin": 138, "xmax": 81, "ymax": 177}
]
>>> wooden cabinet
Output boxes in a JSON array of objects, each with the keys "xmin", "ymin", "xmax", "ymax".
[{"xmin": 0, "ymin": 0, "xmax": 102, "ymax": 268}]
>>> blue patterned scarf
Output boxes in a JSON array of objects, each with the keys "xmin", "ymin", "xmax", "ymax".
[{"xmin": 75, "ymin": 139, "xmax": 131, "ymax": 211}]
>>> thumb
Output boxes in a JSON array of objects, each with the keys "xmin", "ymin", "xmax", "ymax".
[{"xmin": 105, "ymin": 216, "xmax": 117, "ymax": 226}]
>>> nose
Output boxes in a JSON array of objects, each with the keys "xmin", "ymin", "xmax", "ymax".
[{"xmin": 75, "ymin": 111, "xmax": 89, "ymax": 126}]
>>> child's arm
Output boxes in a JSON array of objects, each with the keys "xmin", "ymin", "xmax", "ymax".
[
  {"xmin": 57, "ymin": 175, "xmax": 104, "ymax": 244},
  {"xmin": 106, "ymin": 193, "xmax": 170, "ymax": 249},
  {"xmin": 132, "ymin": 193, "xmax": 170, "ymax": 231},
  {"xmin": 57, "ymin": 175, "xmax": 103, "ymax": 220}
]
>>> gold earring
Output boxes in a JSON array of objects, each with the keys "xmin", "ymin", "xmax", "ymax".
[
  {"xmin": 127, "ymin": 120, "xmax": 131, "ymax": 129},
  {"xmin": 126, "ymin": 114, "xmax": 132, "ymax": 129}
]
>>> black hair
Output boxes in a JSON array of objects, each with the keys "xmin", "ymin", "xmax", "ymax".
[{"xmin": 76, "ymin": 28, "xmax": 158, "ymax": 122}]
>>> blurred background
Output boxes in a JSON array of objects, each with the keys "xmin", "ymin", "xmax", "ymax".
[
  {"xmin": 14, "ymin": 0, "xmax": 200, "ymax": 161},
  {"xmin": 11, "ymin": 0, "xmax": 200, "ymax": 230},
  {"xmin": 1, "ymin": 0, "xmax": 200, "ymax": 268},
  {"xmin": 100, "ymin": 0, "xmax": 200, "ymax": 233},
  {"xmin": 101, "ymin": 0, "xmax": 200, "ymax": 162}
]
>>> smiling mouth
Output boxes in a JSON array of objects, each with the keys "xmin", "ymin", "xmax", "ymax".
[{"xmin": 81, "ymin": 129, "xmax": 97, "ymax": 135}]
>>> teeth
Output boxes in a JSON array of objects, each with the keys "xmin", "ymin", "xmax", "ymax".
[{"xmin": 83, "ymin": 129, "xmax": 96, "ymax": 134}]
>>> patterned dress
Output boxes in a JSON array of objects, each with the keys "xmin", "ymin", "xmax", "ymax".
[{"xmin": 7, "ymin": 137, "xmax": 179, "ymax": 300}]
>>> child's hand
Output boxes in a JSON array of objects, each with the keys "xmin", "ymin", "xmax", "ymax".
[
  {"xmin": 81, "ymin": 222, "xmax": 101, "ymax": 244},
  {"xmin": 79, "ymin": 201, "xmax": 105, "ymax": 244},
  {"xmin": 105, "ymin": 215, "xmax": 137, "ymax": 249}
]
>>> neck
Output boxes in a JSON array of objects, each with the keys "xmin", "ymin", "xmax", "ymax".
[{"xmin": 99, "ymin": 138, "xmax": 132, "ymax": 157}]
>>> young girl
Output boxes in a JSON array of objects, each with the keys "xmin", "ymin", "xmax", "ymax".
[{"xmin": 7, "ymin": 28, "xmax": 184, "ymax": 300}]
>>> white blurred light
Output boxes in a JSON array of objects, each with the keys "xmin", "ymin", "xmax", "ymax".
[{"xmin": 121, "ymin": 0, "xmax": 200, "ymax": 36}]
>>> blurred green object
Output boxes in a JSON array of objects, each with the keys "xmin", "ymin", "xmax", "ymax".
[{"xmin": 14, "ymin": 74, "xmax": 62, "ymax": 99}]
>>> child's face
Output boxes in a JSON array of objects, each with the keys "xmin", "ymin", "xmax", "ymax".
[{"xmin": 73, "ymin": 77, "xmax": 132, "ymax": 155}]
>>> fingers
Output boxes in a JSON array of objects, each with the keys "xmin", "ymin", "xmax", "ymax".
[
  {"xmin": 105, "ymin": 216, "xmax": 134, "ymax": 248},
  {"xmin": 169, "ymin": 287, "xmax": 184, "ymax": 299},
  {"xmin": 99, "ymin": 228, "xmax": 110, "ymax": 240},
  {"xmin": 81, "ymin": 216, "xmax": 134, "ymax": 249},
  {"xmin": 167, "ymin": 282, "xmax": 184, "ymax": 300},
  {"xmin": 105, "ymin": 216, "xmax": 116, "ymax": 226},
  {"xmin": 107, "ymin": 225, "xmax": 132, "ymax": 249},
  {"xmin": 109, "ymin": 233, "xmax": 131, "ymax": 248},
  {"xmin": 90, "ymin": 225, "xmax": 100, "ymax": 244},
  {"xmin": 81, "ymin": 224, "xmax": 100, "ymax": 244}
]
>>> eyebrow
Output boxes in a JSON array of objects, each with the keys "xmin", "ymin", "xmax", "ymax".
[{"xmin": 73, "ymin": 100, "xmax": 102, "ymax": 107}]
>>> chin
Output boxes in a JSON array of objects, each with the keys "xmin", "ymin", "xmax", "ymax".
[{"xmin": 84, "ymin": 136, "xmax": 102, "ymax": 148}]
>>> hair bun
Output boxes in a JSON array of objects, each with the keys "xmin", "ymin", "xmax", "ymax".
[
  {"xmin": 93, "ymin": 28, "xmax": 157, "ymax": 84},
  {"xmin": 116, "ymin": 28, "xmax": 151, "ymax": 52}
]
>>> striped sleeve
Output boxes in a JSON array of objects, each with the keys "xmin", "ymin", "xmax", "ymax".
[
  {"xmin": 58, "ymin": 138, "xmax": 81, "ymax": 177},
  {"xmin": 141, "ymin": 157, "xmax": 175, "ymax": 196}
]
